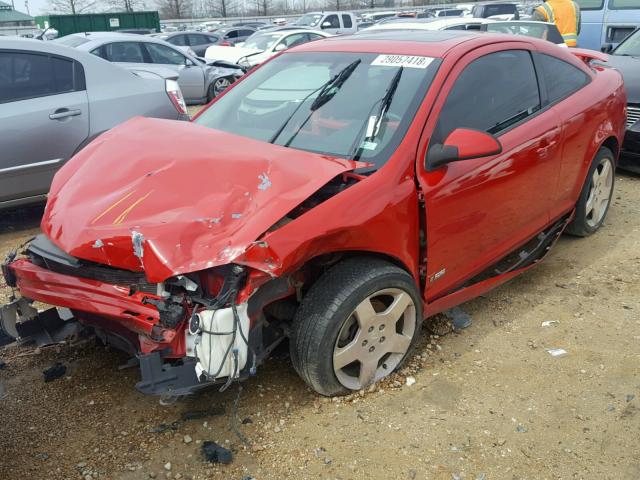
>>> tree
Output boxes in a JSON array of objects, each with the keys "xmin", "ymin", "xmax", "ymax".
[
  {"xmin": 157, "ymin": 0, "xmax": 192, "ymax": 18},
  {"xmin": 47, "ymin": 0, "xmax": 96, "ymax": 14},
  {"xmin": 106, "ymin": 0, "xmax": 147, "ymax": 12},
  {"xmin": 206, "ymin": 0, "xmax": 237, "ymax": 18}
]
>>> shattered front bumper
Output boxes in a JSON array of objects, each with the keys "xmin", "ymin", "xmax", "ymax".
[{"xmin": 7, "ymin": 259, "xmax": 172, "ymax": 340}]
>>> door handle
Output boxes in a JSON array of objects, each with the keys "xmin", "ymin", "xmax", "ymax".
[{"xmin": 49, "ymin": 108, "xmax": 82, "ymax": 120}]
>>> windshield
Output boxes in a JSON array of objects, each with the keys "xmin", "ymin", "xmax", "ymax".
[
  {"xmin": 54, "ymin": 35, "xmax": 91, "ymax": 47},
  {"xmin": 294, "ymin": 14, "xmax": 323, "ymax": 26},
  {"xmin": 243, "ymin": 33, "xmax": 281, "ymax": 50},
  {"xmin": 614, "ymin": 29, "xmax": 640, "ymax": 55},
  {"xmin": 194, "ymin": 52, "xmax": 440, "ymax": 169}
]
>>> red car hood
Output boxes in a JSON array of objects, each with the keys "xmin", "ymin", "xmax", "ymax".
[{"xmin": 43, "ymin": 117, "xmax": 361, "ymax": 282}]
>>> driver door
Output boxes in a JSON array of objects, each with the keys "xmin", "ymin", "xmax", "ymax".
[{"xmin": 416, "ymin": 44, "xmax": 563, "ymax": 301}]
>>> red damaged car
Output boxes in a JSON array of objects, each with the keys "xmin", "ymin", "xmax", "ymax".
[{"xmin": 1, "ymin": 31, "xmax": 625, "ymax": 397}]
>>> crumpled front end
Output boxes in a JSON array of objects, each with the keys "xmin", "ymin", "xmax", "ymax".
[{"xmin": 2, "ymin": 234, "xmax": 281, "ymax": 396}]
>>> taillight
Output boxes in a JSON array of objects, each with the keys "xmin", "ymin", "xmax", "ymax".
[
  {"xmin": 165, "ymin": 79, "xmax": 187, "ymax": 115},
  {"xmin": 220, "ymin": 41, "xmax": 233, "ymax": 46}
]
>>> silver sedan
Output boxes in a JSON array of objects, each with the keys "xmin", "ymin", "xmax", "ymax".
[
  {"xmin": 0, "ymin": 38, "xmax": 188, "ymax": 209},
  {"xmin": 56, "ymin": 32, "xmax": 244, "ymax": 104}
]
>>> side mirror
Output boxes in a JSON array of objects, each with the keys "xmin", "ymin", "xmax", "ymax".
[
  {"xmin": 601, "ymin": 43, "xmax": 613, "ymax": 53},
  {"xmin": 321, "ymin": 21, "xmax": 332, "ymax": 29},
  {"xmin": 426, "ymin": 128, "xmax": 502, "ymax": 171},
  {"xmin": 274, "ymin": 42, "xmax": 287, "ymax": 52},
  {"xmin": 185, "ymin": 58, "xmax": 194, "ymax": 66}
]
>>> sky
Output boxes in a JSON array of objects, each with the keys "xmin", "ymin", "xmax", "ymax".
[{"xmin": 12, "ymin": 0, "xmax": 49, "ymax": 16}]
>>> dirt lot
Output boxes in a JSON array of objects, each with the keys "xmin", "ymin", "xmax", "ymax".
[{"xmin": 0, "ymin": 171, "xmax": 638, "ymax": 480}]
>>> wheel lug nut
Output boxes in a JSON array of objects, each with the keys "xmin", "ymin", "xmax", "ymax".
[
  {"xmin": 362, "ymin": 340, "xmax": 368, "ymax": 347},
  {"xmin": 369, "ymin": 346, "xmax": 375, "ymax": 353},
  {"xmin": 379, "ymin": 324, "xmax": 385, "ymax": 331},
  {"xmin": 368, "ymin": 326, "xmax": 374, "ymax": 333},
  {"xmin": 379, "ymin": 336, "xmax": 385, "ymax": 343}
]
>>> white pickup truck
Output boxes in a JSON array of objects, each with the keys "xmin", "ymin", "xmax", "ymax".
[{"xmin": 289, "ymin": 11, "xmax": 358, "ymax": 35}]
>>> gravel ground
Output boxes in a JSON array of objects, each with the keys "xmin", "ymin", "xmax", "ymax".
[{"xmin": 0, "ymin": 172, "xmax": 638, "ymax": 480}]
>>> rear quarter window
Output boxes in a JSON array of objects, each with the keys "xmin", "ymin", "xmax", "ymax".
[{"xmin": 537, "ymin": 53, "xmax": 590, "ymax": 104}]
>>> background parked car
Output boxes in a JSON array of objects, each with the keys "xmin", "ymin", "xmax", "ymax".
[
  {"xmin": 481, "ymin": 20, "xmax": 565, "ymax": 45},
  {"xmin": 362, "ymin": 17, "xmax": 494, "ymax": 33},
  {"xmin": 205, "ymin": 29, "xmax": 331, "ymax": 68},
  {"xmin": 363, "ymin": 18, "xmax": 566, "ymax": 45},
  {"xmin": 56, "ymin": 33, "xmax": 243, "ymax": 104},
  {"xmin": 0, "ymin": 38, "xmax": 188, "ymax": 209},
  {"xmin": 471, "ymin": 2, "xmax": 520, "ymax": 19},
  {"xmin": 600, "ymin": 28, "xmax": 640, "ymax": 173},
  {"xmin": 155, "ymin": 31, "xmax": 221, "ymax": 57},
  {"xmin": 210, "ymin": 26, "xmax": 257, "ymax": 46}
]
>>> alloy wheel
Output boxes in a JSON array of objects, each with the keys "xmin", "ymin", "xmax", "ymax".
[
  {"xmin": 585, "ymin": 156, "xmax": 614, "ymax": 228},
  {"xmin": 213, "ymin": 77, "xmax": 231, "ymax": 97},
  {"xmin": 332, "ymin": 288, "xmax": 416, "ymax": 390}
]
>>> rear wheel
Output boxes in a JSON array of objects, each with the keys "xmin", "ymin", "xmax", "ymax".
[
  {"xmin": 566, "ymin": 147, "xmax": 615, "ymax": 237},
  {"xmin": 290, "ymin": 258, "xmax": 421, "ymax": 396}
]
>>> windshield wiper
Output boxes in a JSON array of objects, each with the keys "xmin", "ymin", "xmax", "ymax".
[
  {"xmin": 349, "ymin": 67, "xmax": 403, "ymax": 161},
  {"xmin": 268, "ymin": 59, "xmax": 361, "ymax": 145},
  {"xmin": 269, "ymin": 59, "xmax": 361, "ymax": 147}
]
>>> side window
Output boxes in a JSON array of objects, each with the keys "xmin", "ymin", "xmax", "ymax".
[
  {"xmin": 188, "ymin": 34, "xmax": 207, "ymax": 45},
  {"xmin": 145, "ymin": 43, "xmax": 185, "ymax": 65},
  {"xmin": 170, "ymin": 34, "xmax": 188, "ymax": 46},
  {"xmin": 90, "ymin": 46, "xmax": 107, "ymax": 59},
  {"xmin": 324, "ymin": 14, "xmax": 340, "ymax": 28},
  {"xmin": 433, "ymin": 50, "xmax": 540, "ymax": 144},
  {"xmin": 51, "ymin": 56, "xmax": 74, "ymax": 93},
  {"xmin": 342, "ymin": 14, "xmax": 353, "ymax": 28},
  {"xmin": 307, "ymin": 33, "xmax": 324, "ymax": 41},
  {"xmin": 538, "ymin": 53, "xmax": 590, "ymax": 104},
  {"xmin": 206, "ymin": 35, "xmax": 219, "ymax": 42},
  {"xmin": 105, "ymin": 42, "xmax": 145, "ymax": 63},
  {"xmin": 280, "ymin": 32, "xmax": 307, "ymax": 49},
  {"xmin": 225, "ymin": 30, "xmax": 238, "ymax": 39},
  {"xmin": 0, "ymin": 52, "xmax": 79, "ymax": 103},
  {"xmin": 444, "ymin": 24, "xmax": 466, "ymax": 30},
  {"xmin": 239, "ymin": 29, "xmax": 255, "ymax": 37}
]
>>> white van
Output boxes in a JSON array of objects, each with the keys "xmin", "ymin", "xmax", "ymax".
[{"xmin": 289, "ymin": 11, "xmax": 358, "ymax": 35}]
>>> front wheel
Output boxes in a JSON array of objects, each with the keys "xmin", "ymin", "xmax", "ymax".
[
  {"xmin": 566, "ymin": 147, "xmax": 615, "ymax": 237},
  {"xmin": 207, "ymin": 76, "xmax": 232, "ymax": 101},
  {"xmin": 290, "ymin": 258, "xmax": 422, "ymax": 396}
]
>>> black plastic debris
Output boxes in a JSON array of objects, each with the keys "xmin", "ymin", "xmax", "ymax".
[
  {"xmin": 444, "ymin": 306, "xmax": 472, "ymax": 330},
  {"xmin": 43, "ymin": 362, "xmax": 66, "ymax": 382},
  {"xmin": 0, "ymin": 359, "xmax": 6, "ymax": 370},
  {"xmin": 202, "ymin": 441, "xmax": 233, "ymax": 464},
  {"xmin": 241, "ymin": 417, "xmax": 253, "ymax": 425}
]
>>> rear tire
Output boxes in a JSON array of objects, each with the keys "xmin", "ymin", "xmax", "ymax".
[
  {"xmin": 290, "ymin": 257, "xmax": 422, "ymax": 396},
  {"xmin": 566, "ymin": 147, "xmax": 615, "ymax": 237}
]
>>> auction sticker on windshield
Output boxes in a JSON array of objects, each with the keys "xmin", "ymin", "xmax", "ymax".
[{"xmin": 371, "ymin": 55, "xmax": 434, "ymax": 69}]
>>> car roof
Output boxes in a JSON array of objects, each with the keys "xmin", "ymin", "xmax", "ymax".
[
  {"xmin": 254, "ymin": 28, "xmax": 329, "ymax": 36},
  {"xmin": 66, "ymin": 32, "xmax": 183, "ymax": 50},
  {"xmin": 0, "ymin": 37, "xmax": 90, "ymax": 58},
  {"xmin": 163, "ymin": 31, "xmax": 217, "ymax": 36}
]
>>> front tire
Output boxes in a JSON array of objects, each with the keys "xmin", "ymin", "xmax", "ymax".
[
  {"xmin": 290, "ymin": 258, "xmax": 422, "ymax": 396},
  {"xmin": 207, "ymin": 77, "xmax": 232, "ymax": 102},
  {"xmin": 566, "ymin": 147, "xmax": 615, "ymax": 237}
]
